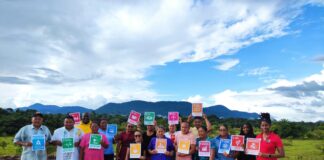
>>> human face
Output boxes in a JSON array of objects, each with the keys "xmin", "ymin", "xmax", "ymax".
[
  {"xmin": 181, "ymin": 123, "xmax": 189, "ymax": 134},
  {"xmin": 219, "ymin": 126, "xmax": 228, "ymax": 137},
  {"xmin": 168, "ymin": 124, "xmax": 176, "ymax": 133},
  {"xmin": 198, "ymin": 128, "xmax": 207, "ymax": 139},
  {"xmin": 193, "ymin": 119, "xmax": 202, "ymax": 128},
  {"xmin": 260, "ymin": 121, "xmax": 270, "ymax": 133},
  {"xmin": 243, "ymin": 124, "xmax": 250, "ymax": 135},
  {"xmin": 157, "ymin": 128, "xmax": 165, "ymax": 138},
  {"xmin": 134, "ymin": 132, "xmax": 142, "ymax": 142},
  {"xmin": 82, "ymin": 113, "xmax": 90, "ymax": 124},
  {"xmin": 91, "ymin": 123, "xmax": 99, "ymax": 133},
  {"xmin": 100, "ymin": 120, "xmax": 108, "ymax": 130},
  {"xmin": 147, "ymin": 125, "xmax": 154, "ymax": 132},
  {"xmin": 64, "ymin": 118, "xmax": 75, "ymax": 130},
  {"xmin": 126, "ymin": 124, "xmax": 134, "ymax": 132},
  {"xmin": 31, "ymin": 116, "xmax": 43, "ymax": 128}
]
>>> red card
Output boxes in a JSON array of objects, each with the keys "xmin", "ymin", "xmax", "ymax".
[
  {"xmin": 245, "ymin": 138, "xmax": 261, "ymax": 155},
  {"xmin": 69, "ymin": 112, "xmax": 81, "ymax": 124},
  {"xmin": 230, "ymin": 135, "xmax": 244, "ymax": 151},
  {"xmin": 168, "ymin": 112, "xmax": 179, "ymax": 125},
  {"xmin": 128, "ymin": 110, "xmax": 141, "ymax": 125}
]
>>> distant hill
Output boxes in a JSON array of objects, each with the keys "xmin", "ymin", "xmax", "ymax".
[
  {"xmin": 17, "ymin": 101, "xmax": 259, "ymax": 119},
  {"xmin": 95, "ymin": 100, "xmax": 259, "ymax": 119},
  {"xmin": 18, "ymin": 103, "xmax": 92, "ymax": 114}
]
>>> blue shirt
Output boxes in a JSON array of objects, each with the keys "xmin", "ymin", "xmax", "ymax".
[
  {"xmin": 213, "ymin": 135, "xmax": 234, "ymax": 160},
  {"xmin": 13, "ymin": 124, "xmax": 52, "ymax": 160},
  {"xmin": 99, "ymin": 128, "xmax": 115, "ymax": 155},
  {"xmin": 148, "ymin": 137, "xmax": 174, "ymax": 160}
]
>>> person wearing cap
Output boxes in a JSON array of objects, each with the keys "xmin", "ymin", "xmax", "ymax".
[
  {"xmin": 51, "ymin": 115, "xmax": 84, "ymax": 160},
  {"xmin": 76, "ymin": 112, "xmax": 92, "ymax": 134},
  {"xmin": 13, "ymin": 112, "xmax": 52, "ymax": 160},
  {"xmin": 187, "ymin": 114, "xmax": 212, "ymax": 138}
]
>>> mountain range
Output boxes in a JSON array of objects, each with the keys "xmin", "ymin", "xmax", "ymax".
[{"xmin": 17, "ymin": 100, "xmax": 259, "ymax": 119}]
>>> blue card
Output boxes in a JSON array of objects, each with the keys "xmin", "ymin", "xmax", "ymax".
[
  {"xmin": 107, "ymin": 124, "xmax": 117, "ymax": 136},
  {"xmin": 218, "ymin": 139, "xmax": 231, "ymax": 154},
  {"xmin": 32, "ymin": 135, "xmax": 45, "ymax": 151}
]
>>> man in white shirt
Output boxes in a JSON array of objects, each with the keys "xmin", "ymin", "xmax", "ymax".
[{"xmin": 51, "ymin": 115, "xmax": 83, "ymax": 160}]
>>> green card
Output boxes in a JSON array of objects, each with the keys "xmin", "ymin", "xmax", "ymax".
[
  {"xmin": 89, "ymin": 134, "xmax": 102, "ymax": 149},
  {"xmin": 144, "ymin": 112, "xmax": 155, "ymax": 125},
  {"xmin": 62, "ymin": 138, "xmax": 74, "ymax": 153}
]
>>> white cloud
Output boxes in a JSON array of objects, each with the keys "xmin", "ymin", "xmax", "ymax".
[
  {"xmin": 214, "ymin": 59, "xmax": 240, "ymax": 71},
  {"xmin": 0, "ymin": 0, "xmax": 323, "ymax": 109},
  {"xmin": 210, "ymin": 68, "xmax": 324, "ymax": 122},
  {"xmin": 240, "ymin": 67, "xmax": 271, "ymax": 76},
  {"xmin": 183, "ymin": 95, "xmax": 203, "ymax": 103}
]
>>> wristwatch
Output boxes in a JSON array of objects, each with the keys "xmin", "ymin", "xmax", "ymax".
[{"xmin": 268, "ymin": 154, "xmax": 272, "ymax": 158}]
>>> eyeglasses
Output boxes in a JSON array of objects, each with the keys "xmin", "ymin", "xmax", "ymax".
[{"xmin": 135, "ymin": 135, "xmax": 142, "ymax": 137}]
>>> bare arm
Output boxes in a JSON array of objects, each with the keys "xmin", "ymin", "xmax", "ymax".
[
  {"xmin": 209, "ymin": 148, "xmax": 215, "ymax": 160},
  {"xmin": 203, "ymin": 114, "xmax": 212, "ymax": 132},
  {"xmin": 125, "ymin": 148, "xmax": 130, "ymax": 160}
]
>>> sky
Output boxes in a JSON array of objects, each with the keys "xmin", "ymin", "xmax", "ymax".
[{"xmin": 0, "ymin": 0, "xmax": 324, "ymax": 122}]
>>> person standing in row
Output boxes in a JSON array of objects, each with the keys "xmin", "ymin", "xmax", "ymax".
[
  {"xmin": 148, "ymin": 125, "xmax": 174, "ymax": 160},
  {"xmin": 79, "ymin": 120, "xmax": 109, "ymax": 160},
  {"xmin": 76, "ymin": 112, "xmax": 92, "ymax": 134},
  {"xmin": 187, "ymin": 114, "xmax": 212, "ymax": 138},
  {"xmin": 237, "ymin": 123, "xmax": 256, "ymax": 160},
  {"xmin": 126, "ymin": 130, "xmax": 147, "ymax": 160},
  {"xmin": 164, "ymin": 124, "xmax": 178, "ymax": 144},
  {"xmin": 99, "ymin": 118, "xmax": 116, "ymax": 160},
  {"xmin": 175, "ymin": 122, "xmax": 196, "ymax": 160},
  {"xmin": 52, "ymin": 115, "xmax": 83, "ymax": 160},
  {"xmin": 194, "ymin": 126, "xmax": 215, "ymax": 160},
  {"xmin": 257, "ymin": 113, "xmax": 285, "ymax": 160},
  {"xmin": 116, "ymin": 123, "xmax": 135, "ymax": 160},
  {"xmin": 213, "ymin": 124, "xmax": 236, "ymax": 160},
  {"xmin": 14, "ymin": 112, "xmax": 52, "ymax": 160}
]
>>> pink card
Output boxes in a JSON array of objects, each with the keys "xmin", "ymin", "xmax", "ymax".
[
  {"xmin": 168, "ymin": 112, "xmax": 179, "ymax": 125},
  {"xmin": 128, "ymin": 110, "xmax": 141, "ymax": 125},
  {"xmin": 69, "ymin": 112, "xmax": 81, "ymax": 124},
  {"xmin": 198, "ymin": 141, "xmax": 211, "ymax": 157}
]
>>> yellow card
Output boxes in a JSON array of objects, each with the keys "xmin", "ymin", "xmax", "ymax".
[
  {"xmin": 130, "ymin": 143, "xmax": 141, "ymax": 158},
  {"xmin": 156, "ymin": 138, "xmax": 167, "ymax": 153},
  {"xmin": 178, "ymin": 140, "xmax": 190, "ymax": 154}
]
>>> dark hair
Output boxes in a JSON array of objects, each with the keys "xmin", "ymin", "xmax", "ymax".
[
  {"xmin": 260, "ymin": 113, "xmax": 271, "ymax": 125},
  {"xmin": 65, "ymin": 115, "xmax": 75, "ymax": 121},
  {"xmin": 99, "ymin": 118, "xmax": 107, "ymax": 123},
  {"xmin": 91, "ymin": 120, "xmax": 100, "ymax": 125},
  {"xmin": 239, "ymin": 123, "xmax": 255, "ymax": 137},
  {"xmin": 193, "ymin": 117, "xmax": 203, "ymax": 120},
  {"xmin": 198, "ymin": 126, "xmax": 208, "ymax": 132},
  {"xmin": 157, "ymin": 125, "xmax": 165, "ymax": 131},
  {"xmin": 219, "ymin": 124, "xmax": 229, "ymax": 130}
]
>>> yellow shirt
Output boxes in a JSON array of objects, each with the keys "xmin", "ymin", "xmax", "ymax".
[
  {"xmin": 76, "ymin": 121, "xmax": 92, "ymax": 134},
  {"xmin": 189, "ymin": 127, "xmax": 198, "ymax": 138}
]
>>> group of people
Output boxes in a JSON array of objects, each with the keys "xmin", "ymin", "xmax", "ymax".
[{"xmin": 14, "ymin": 112, "xmax": 285, "ymax": 160}]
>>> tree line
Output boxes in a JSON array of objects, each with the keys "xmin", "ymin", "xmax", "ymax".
[{"xmin": 0, "ymin": 108, "xmax": 323, "ymax": 139}]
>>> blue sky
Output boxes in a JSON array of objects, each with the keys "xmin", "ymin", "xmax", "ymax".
[{"xmin": 0, "ymin": 0, "xmax": 324, "ymax": 121}]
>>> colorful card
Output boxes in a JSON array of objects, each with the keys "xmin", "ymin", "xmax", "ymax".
[
  {"xmin": 144, "ymin": 112, "xmax": 155, "ymax": 125},
  {"xmin": 192, "ymin": 103, "xmax": 203, "ymax": 117},
  {"xmin": 168, "ymin": 112, "xmax": 179, "ymax": 125},
  {"xmin": 89, "ymin": 134, "xmax": 102, "ymax": 149},
  {"xmin": 198, "ymin": 141, "xmax": 211, "ymax": 157},
  {"xmin": 62, "ymin": 138, "xmax": 74, "ymax": 153},
  {"xmin": 69, "ymin": 112, "xmax": 81, "ymax": 124},
  {"xmin": 128, "ymin": 110, "xmax": 141, "ymax": 125},
  {"xmin": 32, "ymin": 135, "xmax": 45, "ymax": 151},
  {"xmin": 178, "ymin": 140, "xmax": 190, "ymax": 154},
  {"xmin": 218, "ymin": 139, "xmax": 231, "ymax": 154},
  {"xmin": 155, "ymin": 138, "xmax": 167, "ymax": 153},
  {"xmin": 230, "ymin": 135, "xmax": 244, "ymax": 151},
  {"xmin": 245, "ymin": 138, "xmax": 261, "ymax": 155},
  {"xmin": 107, "ymin": 124, "xmax": 117, "ymax": 136},
  {"xmin": 130, "ymin": 143, "xmax": 141, "ymax": 158}
]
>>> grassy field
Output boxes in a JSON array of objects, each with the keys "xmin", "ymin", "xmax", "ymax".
[{"xmin": 0, "ymin": 137, "xmax": 323, "ymax": 159}]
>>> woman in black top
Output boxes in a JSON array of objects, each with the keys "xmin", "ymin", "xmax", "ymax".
[
  {"xmin": 126, "ymin": 131, "xmax": 147, "ymax": 160},
  {"xmin": 237, "ymin": 123, "xmax": 256, "ymax": 160}
]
